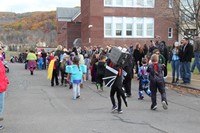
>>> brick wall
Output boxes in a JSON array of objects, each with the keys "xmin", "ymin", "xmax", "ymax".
[{"xmin": 81, "ymin": 0, "xmax": 178, "ymax": 48}]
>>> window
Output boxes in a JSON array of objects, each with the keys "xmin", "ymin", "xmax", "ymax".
[
  {"xmin": 136, "ymin": 0, "xmax": 144, "ymax": 6},
  {"xmin": 147, "ymin": 0, "xmax": 154, "ymax": 7},
  {"xmin": 146, "ymin": 23, "xmax": 154, "ymax": 36},
  {"xmin": 104, "ymin": 16, "xmax": 154, "ymax": 38},
  {"xmin": 105, "ymin": 0, "xmax": 112, "ymax": 5},
  {"xmin": 126, "ymin": 24, "xmax": 132, "ymax": 36},
  {"xmin": 104, "ymin": 0, "xmax": 154, "ymax": 8},
  {"xmin": 126, "ymin": 0, "xmax": 133, "ymax": 6},
  {"xmin": 136, "ymin": 24, "xmax": 143, "ymax": 36},
  {"xmin": 116, "ymin": 23, "xmax": 123, "ymax": 36},
  {"xmin": 169, "ymin": 0, "xmax": 173, "ymax": 8},
  {"xmin": 105, "ymin": 23, "xmax": 112, "ymax": 36},
  {"xmin": 116, "ymin": 0, "xmax": 123, "ymax": 5},
  {"xmin": 168, "ymin": 28, "xmax": 173, "ymax": 38}
]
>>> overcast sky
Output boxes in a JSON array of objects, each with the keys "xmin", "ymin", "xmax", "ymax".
[{"xmin": 0, "ymin": 0, "xmax": 80, "ymax": 13}]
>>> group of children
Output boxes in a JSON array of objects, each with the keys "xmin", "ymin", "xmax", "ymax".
[{"xmin": 47, "ymin": 47, "xmax": 168, "ymax": 113}]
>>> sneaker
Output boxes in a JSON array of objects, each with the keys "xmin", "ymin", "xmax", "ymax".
[
  {"xmin": 111, "ymin": 106, "xmax": 117, "ymax": 113},
  {"xmin": 76, "ymin": 95, "xmax": 80, "ymax": 99},
  {"xmin": 138, "ymin": 96, "xmax": 144, "ymax": 100},
  {"xmin": 162, "ymin": 101, "xmax": 168, "ymax": 110},
  {"xmin": 0, "ymin": 125, "xmax": 4, "ymax": 130},
  {"xmin": 151, "ymin": 104, "xmax": 157, "ymax": 110},
  {"xmin": 118, "ymin": 109, "xmax": 123, "ymax": 114}
]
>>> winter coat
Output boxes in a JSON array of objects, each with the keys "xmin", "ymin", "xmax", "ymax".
[{"xmin": 0, "ymin": 61, "xmax": 9, "ymax": 92}]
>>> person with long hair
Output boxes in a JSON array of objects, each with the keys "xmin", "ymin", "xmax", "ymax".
[{"xmin": 133, "ymin": 43, "xmax": 145, "ymax": 74}]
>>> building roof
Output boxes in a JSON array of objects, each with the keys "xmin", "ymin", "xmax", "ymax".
[{"xmin": 56, "ymin": 7, "xmax": 80, "ymax": 22}]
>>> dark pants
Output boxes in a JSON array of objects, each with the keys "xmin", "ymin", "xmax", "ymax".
[
  {"xmin": 96, "ymin": 73, "xmax": 104, "ymax": 87},
  {"xmin": 61, "ymin": 71, "xmax": 67, "ymax": 85},
  {"xmin": 110, "ymin": 86, "xmax": 121, "ymax": 110},
  {"xmin": 51, "ymin": 70, "xmax": 59, "ymax": 86},
  {"xmin": 150, "ymin": 78, "xmax": 167, "ymax": 106},
  {"xmin": 123, "ymin": 77, "xmax": 132, "ymax": 96}
]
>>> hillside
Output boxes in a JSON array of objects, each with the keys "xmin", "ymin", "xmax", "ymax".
[
  {"xmin": 0, "ymin": 11, "xmax": 58, "ymax": 50},
  {"xmin": 2, "ymin": 11, "xmax": 57, "ymax": 31}
]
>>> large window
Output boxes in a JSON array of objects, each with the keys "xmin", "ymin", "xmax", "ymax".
[
  {"xmin": 104, "ymin": 0, "xmax": 154, "ymax": 8},
  {"xmin": 104, "ymin": 16, "xmax": 154, "ymax": 38}
]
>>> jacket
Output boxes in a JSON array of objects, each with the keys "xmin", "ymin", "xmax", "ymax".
[{"xmin": 0, "ymin": 61, "xmax": 9, "ymax": 92}]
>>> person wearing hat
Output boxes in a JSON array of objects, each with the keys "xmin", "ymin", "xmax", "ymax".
[{"xmin": 171, "ymin": 41, "xmax": 181, "ymax": 83}]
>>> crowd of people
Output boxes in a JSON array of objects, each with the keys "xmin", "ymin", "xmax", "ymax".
[
  {"xmin": 0, "ymin": 35, "xmax": 200, "ymax": 129},
  {"xmin": 23, "ymin": 35, "xmax": 200, "ymax": 113}
]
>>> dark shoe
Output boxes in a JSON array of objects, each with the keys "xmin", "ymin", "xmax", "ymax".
[
  {"xmin": 126, "ymin": 94, "xmax": 131, "ymax": 97},
  {"xmin": 111, "ymin": 106, "xmax": 117, "ymax": 113},
  {"xmin": 162, "ymin": 101, "xmax": 168, "ymax": 110},
  {"xmin": 30, "ymin": 71, "xmax": 33, "ymax": 75},
  {"xmin": 175, "ymin": 79, "xmax": 179, "ymax": 83},
  {"xmin": 80, "ymin": 83, "xmax": 83, "ymax": 88},
  {"xmin": 51, "ymin": 83, "xmax": 54, "ymax": 87},
  {"xmin": 171, "ymin": 78, "xmax": 175, "ymax": 83},
  {"xmin": 151, "ymin": 104, "xmax": 157, "ymax": 110},
  {"xmin": 76, "ymin": 95, "xmax": 80, "ymax": 99},
  {"xmin": 56, "ymin": 83, "xmax": 59, "ymax": 86},
  {"xmin": 138, "ymin": 96, "xmax": 144, "ymax": 100},
  {"xmin": 0, "ymin": 117, "xmax": 3, "ymax": 121},
  {"xmin": 118, "ymin": 109, "xmax": 123, "ymax": 114},
  {"xmin": 69, "ymin": 84, "xmax": 73, "ymax": 89},
  {"xmin": 0, "ymin": 125, "xmax": 4, "ymax": 130}
]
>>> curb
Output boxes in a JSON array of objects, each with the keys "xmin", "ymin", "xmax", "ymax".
[{"xmin": 165, "ymin": 82, "xmax": 200, "ymax": 91}]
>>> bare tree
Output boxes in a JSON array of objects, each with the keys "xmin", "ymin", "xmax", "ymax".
[{"xmin": 172, "ymin": 0, "xmax": 200, "ymax": 39}]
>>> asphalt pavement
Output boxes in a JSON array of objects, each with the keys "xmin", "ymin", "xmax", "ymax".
[{"xmin": 2, "ymin": 63, "xmax": 200, "ymax": 133}]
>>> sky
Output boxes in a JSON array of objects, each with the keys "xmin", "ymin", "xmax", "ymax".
[{"xmin": 0, "ymin": 0, "xmax": 80, "ymax": 13}]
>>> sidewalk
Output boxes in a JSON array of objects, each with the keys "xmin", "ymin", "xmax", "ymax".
[{"xmin": 165, "ymin": 73, "xmax": 200, "ymax": 91}]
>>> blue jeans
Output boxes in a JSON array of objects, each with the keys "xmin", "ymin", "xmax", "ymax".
[
  {"xmin": 181, "ymin": 62, "xmax": 191, "ymax": 83},
  {"xmin": 171, "ymin": 60, "xmax": 180, "ymax": 80},
  {"xmin": 191, "ymin": 52, "xmax": 200, "ymax": 72},
  {"xmin": 0, "ymin": 92, "xmax": 5, "ymax": 115}
]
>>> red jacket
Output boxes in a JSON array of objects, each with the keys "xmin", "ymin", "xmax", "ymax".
[{"xmin": 0, "ymin": 61, "xmax": 9, "ymax": 92}]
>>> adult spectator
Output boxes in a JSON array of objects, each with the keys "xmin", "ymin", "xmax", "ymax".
[
  {"xmin": 41, "ymin": 49, "xmax": 47, "ymax": 69},
  {"xmin": 170, "ymin": 42, "xmax": 181, "ymax": 83},
  {"xmin": 180, "ymin": 37, "xmax": 193, "ymax": 84},
  {"xmin": 191, "ymin": 36, "xmax": 200, "ymax": 73},
  {"xmin": 133, "ymin": 43, "xmax": 144, "ymax": 74},
  {"xmin": 155, "ymin": 36, "xmax": 169, "ymax": 78}
]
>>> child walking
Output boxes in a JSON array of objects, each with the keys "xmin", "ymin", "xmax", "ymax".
[
  {"xmin": 147, "ymin": 54, "xmax": 168, "ymax": 110},
  {"xmin": 47, "ymin": 56, "xmax": 60, "ymax": 86},
  {"xmin": 60, "ymin": 56, "xmax": 68, "ymax": 86},
  {"xmin": 96, "ymin": 55, "xmax": 107, "ymax": 91},
  {"xmin": 66, "ymin": 56, "xmax": 87, "ymax": 100},
  {"xmin": 137, "ymin": 58, "xmax": 151, "ymax": 100},
  {"xmin": 109, "ymin": 64, "xmax": 127, "ymax": 114}
]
